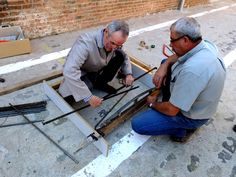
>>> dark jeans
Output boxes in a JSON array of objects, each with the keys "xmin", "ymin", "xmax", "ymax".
[
  {"xmin": 81, "ymin": 49, "xmax": 125, "ymax": 87},
  {"xmin": 131, "ymin": 59, "xmax": 209, "ymax": 137}
]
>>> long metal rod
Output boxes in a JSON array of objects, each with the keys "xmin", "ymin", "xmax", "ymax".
[
  {"xmin": 103, "ymin": 67, "xmax": 157, "ymax": 99},
  {"xmin": 42, "ymin": 86, "xmax": 139, "ymax": 125},
  {"xmin": 0, "ymin": 120, "xmax": 43, "ymax": 128},
  {"xmin": 9, "ymin": 103, "xmax": 79, "ymax": 164},
  {"xmin": 100, "ymin": 86, "xmax": 139, "ymax": 100},
  {"xmin": 97, "ymin": 88, "xmax": 159, "ymax": 136},
  {"xmin": 94, "ymin": 87, "xmax": 129, "ymax": 130}
]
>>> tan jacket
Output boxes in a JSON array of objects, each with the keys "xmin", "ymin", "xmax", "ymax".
[{"xmin": 59, "ymin": 29, "xmax": 132, "ymax": 102}]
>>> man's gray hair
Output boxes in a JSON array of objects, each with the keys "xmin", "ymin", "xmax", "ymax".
[
  {"xmin": 171, "ymin": 17, "xmax": 202, "ymax": 41},
  {"xmin": 107, "ymin": 20, "xmax": 129, "ymax": 37}
]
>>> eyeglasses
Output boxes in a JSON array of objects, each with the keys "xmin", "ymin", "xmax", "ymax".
[
  {"xmin": 109, "ymin": 38, "xmax": 123, "ymax": 49},
  {"xmin": 170, "ymin": 35, "xmax": 185, "ymax": 43},
  {"xmin": 110, "ymin": 40, "xmax": 123, "ymax": 48}
]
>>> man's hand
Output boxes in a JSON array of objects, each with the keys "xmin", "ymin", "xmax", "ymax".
[
  {"xmin": 124, "ymin": 74, "xmax": 134, "ymax": 86},
  {"xmin": 153, "ymin": 54, "xmax": 178, "ymax": 88},
  {"xmin": 147, "ymin": 95, "xmax": 157, "ymax": 104},
  {"xmin": 152, "ymin": 63, "xmax": 168, "ymax": 88},
  {"xmin": 89, "ymin": 95, "xmax": 102, "ymax": 108}
]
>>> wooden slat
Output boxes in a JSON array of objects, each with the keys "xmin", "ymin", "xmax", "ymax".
[{"xmin": 0, "ymin": 70, "xmax": 62, "ymax": 96}]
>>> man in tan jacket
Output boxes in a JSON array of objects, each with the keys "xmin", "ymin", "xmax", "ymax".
[{"xmin": 59, "ymin": 20, "xmax": 134, "ymax": 108}]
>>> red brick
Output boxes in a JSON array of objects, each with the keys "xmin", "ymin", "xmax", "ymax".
[{"xmin": 1, "ymin": 0, "xmax": 209, "ymax": 39}]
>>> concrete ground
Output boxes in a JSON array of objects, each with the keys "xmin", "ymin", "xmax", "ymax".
[{"xmin": 0, "ymin": 0, "xmax": 236, "ymax": 176}]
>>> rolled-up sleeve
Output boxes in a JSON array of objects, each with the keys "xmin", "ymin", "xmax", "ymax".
[{"xmin": 120, "ymin": 49, "xmax": 132, "ymax": 75}]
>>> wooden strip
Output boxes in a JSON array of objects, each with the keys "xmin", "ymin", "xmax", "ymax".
[
  {"xmin": 129, "ymin": 54, "xmax": 152, "ymax": 71},
  {"xmin": 43, "ymin": 81, "xmax": 109, "ymax": 156},
  {"xmin": 0, "ymin": 70, "xmax": 62, "ymax": 96}
]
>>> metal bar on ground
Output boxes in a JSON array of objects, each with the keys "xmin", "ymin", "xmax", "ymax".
[
  {"xmin": 9, "ymin": 103, "xmax": 79, "ymax": 164},
  {"xmin": 0, "ymin": 120, "xmax": 43, "ymax": 128},
  {"xmin": 94, "ymin": 87, "xmax": 129, "ymax": 130}
]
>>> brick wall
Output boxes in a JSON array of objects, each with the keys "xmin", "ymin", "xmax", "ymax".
[{"xmin": 0, "ymin": 0, "xmax": 209, "ymax": 39}]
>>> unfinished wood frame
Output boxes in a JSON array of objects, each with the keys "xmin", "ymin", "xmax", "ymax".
[{"xmin": 43, "ymin": 60, "xmax": 154, "ymax": 156}]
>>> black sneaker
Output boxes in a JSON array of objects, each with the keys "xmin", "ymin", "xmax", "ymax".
[
  {"xmin": 170, "ymin": 129, "xmax": 198, "ymax": 143},
  {"xmin": 94, "ymin": 83, "xmax": 117, "ymax": 94},
  {"xmin": 233, "ymin": 125, "xmax": 236, "ymax": 132}
]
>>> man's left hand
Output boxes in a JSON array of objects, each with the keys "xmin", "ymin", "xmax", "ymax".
[
  {"xmin": 147, "ymin": 95, "xmax": 156, "ymax": 104},
  {"xmin": 124, "ymin": 74, "xmax": 134, "ymax": 86}
]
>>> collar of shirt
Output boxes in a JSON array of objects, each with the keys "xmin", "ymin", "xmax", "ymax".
[
  {"xmin": 178, "ymin": 40, "xmax": 206, "ymax": 64},
  {"xmin": 96, "ymin": 29, "xmax": 104, "ymax": 49}
]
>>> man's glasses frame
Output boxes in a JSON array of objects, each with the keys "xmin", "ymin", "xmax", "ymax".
[
  {"xmin": 170, "ymin": 35, "xmax": 186, "ymax": 43},
  {"xmin": 107, "ymin": 32, "xmax": 123, "ymax": 49},
  {"xmin": 110, "ymin": 40, "xmax": 123, "ymax": 48}
]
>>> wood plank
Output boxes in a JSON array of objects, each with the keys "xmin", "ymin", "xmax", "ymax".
[{"xmin": 0, "ymin": 70, "xmax": 62, "ymax": 96}]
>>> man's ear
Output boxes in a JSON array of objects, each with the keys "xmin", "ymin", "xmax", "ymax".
[
  {"xmin": 183, "ymin": 36, "xmax": 189, "ymax": 42},
  {"xmin": 104, "ymin": 28, "xmax": 109, "ymax": 35}
]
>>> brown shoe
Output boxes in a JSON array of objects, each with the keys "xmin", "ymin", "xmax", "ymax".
[{"xmin": 170, "ymin": 129, "xmax": 198, "ymax": 143}]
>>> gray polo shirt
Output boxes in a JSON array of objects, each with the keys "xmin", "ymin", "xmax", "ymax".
[{"xmin": 169, "ymin": 40, "xmax": 226, "ymax": 120}]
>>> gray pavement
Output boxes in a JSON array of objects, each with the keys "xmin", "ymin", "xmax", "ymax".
[{"xmin": 0, "ymin": 0, "xmax": 236, "ymax": 177}]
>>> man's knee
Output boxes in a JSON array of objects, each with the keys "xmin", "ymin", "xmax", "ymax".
[{"xmin": 131, "ymin": 117, "xmax": 144, "ymax": 134}]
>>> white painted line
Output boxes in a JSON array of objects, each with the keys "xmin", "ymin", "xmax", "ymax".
[
  {"xmin": 71, "ymin": 131, "xmax": 150, "ymax": 177},
  {"xmin": 223, "ymin": 48, "xmax": 236, "ymax": 68},
  {"xmin": 130, "ymin": 4, "xmax": 236, "ymax": 37},
  {"xmin": 0, "ymin": 3, "xmax": 235, "ymax": 75},
  {"xmin": 0, "ymin": 48, "xmax": 70, "ymax": 75},
  {"xmin": 129, "ymin": 20, "xmax": 176, "ymax": 38}
]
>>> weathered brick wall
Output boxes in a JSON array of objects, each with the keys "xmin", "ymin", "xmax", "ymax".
[{"xmin": 0, "ymin": 0, "xmax": 209, "ymax": 39}]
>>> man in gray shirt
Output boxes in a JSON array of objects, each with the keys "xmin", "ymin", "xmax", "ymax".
[
  {"xmin": 59, "ymin": 20, "xmax": 134, "ymax": 108},
  {"xmin": 131, "ymin": 17, "xmax": 226, "ymax": 142}
]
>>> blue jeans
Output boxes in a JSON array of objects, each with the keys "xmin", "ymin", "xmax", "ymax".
[{"xmin": 131, "ymin": 108, "xmax": 209, "ymax": 137}]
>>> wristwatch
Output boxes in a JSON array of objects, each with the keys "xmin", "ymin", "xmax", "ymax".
[{"xmin": 148, "ymin": 103, "xmax": 153, "ymax": 108}]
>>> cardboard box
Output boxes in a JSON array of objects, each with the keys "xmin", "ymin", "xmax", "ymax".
[{"xmin": 0, "ymin": 25, "xmax": 31, "ymax": 59}]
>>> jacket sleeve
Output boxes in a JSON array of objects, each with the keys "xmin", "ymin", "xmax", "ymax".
[
  {"xmin": 61, "ymin": 37, "xmax": 92, "ymax": 102},
  {"xmin": 119, "ymin": 49, "xmax": 132, "ymax": 75}
]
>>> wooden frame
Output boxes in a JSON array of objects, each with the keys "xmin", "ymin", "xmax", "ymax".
[{"xmin": 43, "ymin": 60, "xmax": 154, "ymax": 156}]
